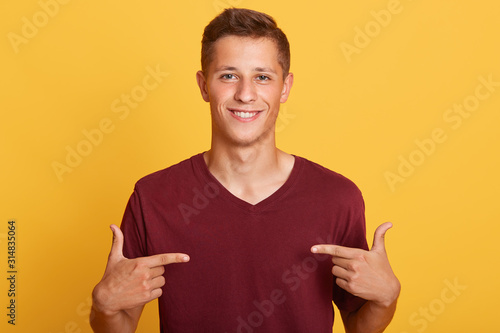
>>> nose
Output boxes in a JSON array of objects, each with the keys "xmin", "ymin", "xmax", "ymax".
[{"xmin": 234, "ymin": 77, "xmax": 257, "ymax": 103}]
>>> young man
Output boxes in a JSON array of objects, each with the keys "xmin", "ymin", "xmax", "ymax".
[{"xmin": 90, "ymin": 8, "xmax": 400, "ymax": 333}]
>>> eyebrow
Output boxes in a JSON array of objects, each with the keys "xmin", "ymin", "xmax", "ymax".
[
  {"xmin": 214, "ymin": 66, "xmax": 277, "ymax": 74},
  {"xmin": 255, "ymin": 67, "xmax": 277, "ymax": 74}
]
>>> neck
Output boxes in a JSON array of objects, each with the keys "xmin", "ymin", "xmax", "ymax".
[
  {"xmin": 204, "ymin": 136, "xmax": 281, "ymax": 183},
  {"xmin": 203, "ymin": 133, "xmax": 294, "ymax": 204}
]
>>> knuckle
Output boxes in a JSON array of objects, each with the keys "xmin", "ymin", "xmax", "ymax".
[
  {"xmin": 141, "ymin": 271, "xmax": 151, "ymax": 280},
  {"xmin": 354, "ymin": 254, "xmax": 366, "ymax": 262},
  {"xmin": 347, "ymin": 262, "xmax": 358, "ymax": 271},
  {"xmin": 132, "ymin": 261, "xmax": 145, "ymax": 271},
  {"xmin": 141, "ymin": 280, "xmax": 151, "ymax": 291},
  {"xmin": 349, "ymin": 273, "xmax": 361, "ymax": 286},
  {"xmin": 159, "ymin": 255, "xmax": 170, "ymax": 265},
  {"xmin": 345, "ymin": 279, "xmax": 357, "ymax": 290}
]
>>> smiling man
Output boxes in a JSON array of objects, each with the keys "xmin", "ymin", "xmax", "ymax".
[{"xmin": 90, "ymin": 8, "xmax": 400, "ymax": 333}]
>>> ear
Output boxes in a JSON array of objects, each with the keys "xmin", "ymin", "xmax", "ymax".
[
  {"xmin": 280, "ymin": 72, "xmax": 294, "ymax": 103},
  {"xmin": 196, "ymin": 70, "xmax": 210, "ymax": 102}
]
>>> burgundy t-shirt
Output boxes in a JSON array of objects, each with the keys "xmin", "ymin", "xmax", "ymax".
[{"xmin": 121, "ymin": 153, "xmax": 368, "ymax": 332}]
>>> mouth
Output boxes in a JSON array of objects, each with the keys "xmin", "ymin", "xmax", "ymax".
[{"xmin": 228, "ymin": 108, "xmax": 262, "ymax": 122}]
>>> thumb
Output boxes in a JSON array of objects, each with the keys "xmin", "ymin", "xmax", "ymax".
[
  {"xmin": 108, "ymin": 224, "xmax": 125, "ymax": 261},
  {"xmin": 371, "ymin": 222, "xmax": 393, "ymax": 253}
]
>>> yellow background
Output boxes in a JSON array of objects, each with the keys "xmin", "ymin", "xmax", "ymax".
[{"xmin": 1, "ymin": 0, "xmax": 499, "ymax": 332}]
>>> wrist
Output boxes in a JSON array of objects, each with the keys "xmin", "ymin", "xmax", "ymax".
[
  {"xmin": 92, "ymin": 283, "xmax": 120, "ymax": 317},
  {"xmin": 375, "ymin": 278, "xmax": 401, "ymax": 308}
]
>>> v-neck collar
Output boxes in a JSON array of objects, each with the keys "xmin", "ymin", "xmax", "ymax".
[{"xmin": 193, "ymin": 152, "xmax": 302, "ymax": 213}]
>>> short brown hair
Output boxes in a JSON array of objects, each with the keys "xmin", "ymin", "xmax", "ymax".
[{"xmin": 201, "ymin": 8, "xmax": 290, "ymax": 79}]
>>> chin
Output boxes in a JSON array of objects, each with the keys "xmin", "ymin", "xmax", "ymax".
[
  {"xmin": 228, "ymin": 137, "xmax": 259, "ymax": 147},
  {"xmin": 228, "ymin": 130, "xmax": 274, "ymax": 147}
]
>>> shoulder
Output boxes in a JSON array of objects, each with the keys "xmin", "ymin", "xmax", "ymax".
[
  {"xmin": 295, "ymin": 155, "xmax": 363, "ymax": 201},
  {"xmin": 133, "ymin": 153, "xmax": 202, "ymax": 192}
]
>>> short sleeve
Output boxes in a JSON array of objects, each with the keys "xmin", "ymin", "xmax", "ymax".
[
  {"xmin": 120, "ymin": 188, "xmax": 147, "ymax": 259},
  {"xmin": 332, "ymin": 187, "xmax": 369, "ymax": 313}
]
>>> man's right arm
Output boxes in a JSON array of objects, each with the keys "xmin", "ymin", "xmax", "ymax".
[
  {"xmin": 90, "ymin": 302, "xmax": 143, "ymax": 333},
  {"xmin": 90, "ymin": 224, "xmax": 190, "ymax": 333}
]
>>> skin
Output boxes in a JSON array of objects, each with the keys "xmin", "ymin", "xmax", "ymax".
[
  {"xmin": 196, "ymin": 36, "xmax": 295, "ymax": 204},
  {"xmin": 90, "ymin": 34, "xmax": 400, "ymax": 333},
  {"xmin": 312, "ymin": 222, "xmax": 401, "ymax": 332},
  {"xmin": 90, "ymin": 225, "xmax": 189, "ymax": 333},
  {"xmin": 90, "ymin": 35, "xmax": 294, "ymax": 333}
]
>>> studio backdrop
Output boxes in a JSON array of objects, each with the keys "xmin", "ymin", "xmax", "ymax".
[{"xmin": 1, "ymin": 0, "xmax": 499, "ymax": 332}]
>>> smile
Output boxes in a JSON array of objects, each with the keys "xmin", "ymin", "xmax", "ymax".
[
  {"xmin": 228, "ymin": 109, "xmax": 262, "ymax": 122},
  {"xmin": 234, "ymin": 111, "xmax": 258, "ymax": 118}
]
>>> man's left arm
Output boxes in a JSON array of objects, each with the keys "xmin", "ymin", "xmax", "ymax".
[{"xmin": 311, "ymin": 222, "xmax": 401, "ymax": 333}]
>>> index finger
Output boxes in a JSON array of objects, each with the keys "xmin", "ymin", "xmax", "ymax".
[
  {"xmin": 311, "ymin": 244, "xmax": 364, "ymax": 259},
  {"xmin": 142, "ymin": 253, "xmax": 190, "ymax": 268}
]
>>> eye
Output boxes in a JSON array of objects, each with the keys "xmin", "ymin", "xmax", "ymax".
[
  {"xmin": 221, "ymin": 74, "xmax": 236, "ymax": 80},
  {"xmin": 257, "ymin": 75, "xmax": 270, "ymax": 81}
]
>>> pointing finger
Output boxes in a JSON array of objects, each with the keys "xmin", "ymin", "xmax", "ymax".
[
  {"xmin": 144, "ymin": 252, "xmax": 190, "ymax": 268},
  {"xmin": 371, "ymin": 222, "xmax": 393, "ymax": 253},
  {"xmin": 311, "ymin": 244, "xmax": 365, "ymax": 259}
]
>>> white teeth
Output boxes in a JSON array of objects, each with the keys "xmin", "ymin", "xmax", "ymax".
[{"xmin": 233, "ymin": 111, "xmax": 257, "ymax": 119}]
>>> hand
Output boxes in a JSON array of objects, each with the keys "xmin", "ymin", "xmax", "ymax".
[
  {"xmin": 311, "ymin": 222, "xmax": 400, "ymax": 307},
  {"xmin": 92, "ymin": 224, "xmax": 190, "ymax": 316}
]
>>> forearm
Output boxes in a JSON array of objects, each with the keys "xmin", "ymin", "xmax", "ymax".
[
  {"xmin": 342, "ymin": 297, "xmax": 398, "ymax": 333},
  {"xmin": 90, "ymin": 307, "xmax": 138, "ymax": 333}
]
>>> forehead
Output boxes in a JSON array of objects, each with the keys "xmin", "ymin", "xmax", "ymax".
[{"xmin": 209, "ymin": 36, "xmax": 281, "ymax": 71}]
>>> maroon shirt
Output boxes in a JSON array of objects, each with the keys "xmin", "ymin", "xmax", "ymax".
[{"xmin": 121, "ymin": 153, "xmax": 368, "ymax": 332}]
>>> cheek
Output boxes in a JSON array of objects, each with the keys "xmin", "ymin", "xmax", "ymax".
[
  {"xmin": 208, "ymin": 91, "xmax": 230, "ymax": 115},
  {"xmin": 263, "ymin": 85, "xmax": 283, "ymax": 100},
  {"xmin": 209, "ymin": 81, "xmax": 231, "ymax": 94},
  {"xmin": 263, "ymin": 90, "xmax": 283, "ymax": 110}
]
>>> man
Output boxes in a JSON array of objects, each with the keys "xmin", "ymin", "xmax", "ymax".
[{"xmin": 90, "ymin": 8, "xmax": 400, "ymax": 333}]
